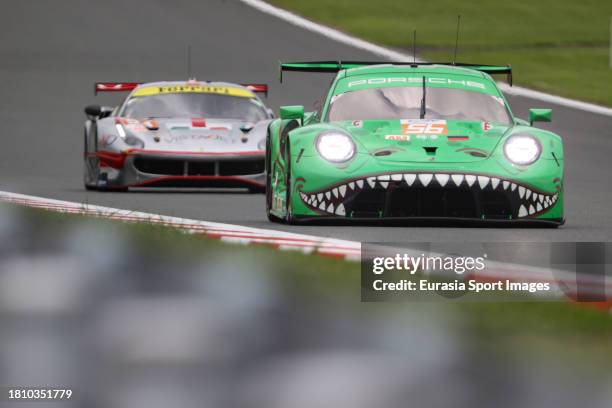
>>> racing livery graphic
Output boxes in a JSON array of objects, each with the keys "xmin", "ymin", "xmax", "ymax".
[
  {"xmin": 266, "ymin": 62, "xmax": 564, "ymax": 225},
  {"xmin": 84, "ymin": 81, "xmax": 273, "ymax": 191}
]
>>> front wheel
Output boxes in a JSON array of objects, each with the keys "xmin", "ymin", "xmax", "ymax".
[
  {"xmin": 265, "ymin": 172, "xmax": 281, "ymax": 222},
  {"xmin": 266, "ymin": 132, "xmax": 283, "ymax": 223},
  {"xmin": 283, "ymin": 141, "xmax": 294, "ymax": 224},
  {"xmin": 84, "ymin": 161, "xmax": 99, "ymax": 190},
  {"xmin": 83, "ymin": 127, "xmax": 98, "ymax": 190}
]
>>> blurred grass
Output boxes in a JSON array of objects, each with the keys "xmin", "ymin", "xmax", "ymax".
[
  {"xmin": 8, "ymin": 203, "xmax": 612, "ymax": 364},
  {"xmin": 457, "ymin": 302, "xmax": 612, "ymax": 367},
  {"xmin": 268, "ymin": 0, "xmax": 612, "ymax": 106}
]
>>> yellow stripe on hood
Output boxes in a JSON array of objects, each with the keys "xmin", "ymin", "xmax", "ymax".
[{"xmin": 132, "ymin": 85, "xmax": 254, "ymax": 98}]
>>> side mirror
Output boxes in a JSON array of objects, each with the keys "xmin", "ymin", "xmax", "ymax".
[
  {"xmin": 280, "ymin": 105, "xmax": 304, "ymax": 123},
  {"xmin": 528, "ymin": 108, "xmax": 552, "ymax": 126},
  {"xmin": 85, "ymin": 105, "xmax": 102, "ymax": 117},
  {"xmin": 85, "ymin": 105, "xmax": 113, "ymax": 119}
]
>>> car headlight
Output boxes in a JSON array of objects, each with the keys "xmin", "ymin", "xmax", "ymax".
[
  {"xmin": 503, "ymin": 134, "xmax": 541, "ymax": 165},
  {"xmin": 315, "ymin": 131, "xmax": 356, "ymax": 163}
]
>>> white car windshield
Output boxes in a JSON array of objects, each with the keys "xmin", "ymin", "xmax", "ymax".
[
  {"xmin": 328, "ymin": 87, "xmax": 512, "ymax": 124},
  {"xmin": 122, "ymin": 93, "xmax": 268, "ymax": 122}
]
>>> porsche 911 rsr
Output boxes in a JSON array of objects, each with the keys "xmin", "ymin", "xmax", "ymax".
[
  {"xmin": 84, "ymin": 80, "xmax": 273, "ymax": 192},
  {"xmin": 267, "ymin": 61, "xmax": 564, "ymax": 226}
]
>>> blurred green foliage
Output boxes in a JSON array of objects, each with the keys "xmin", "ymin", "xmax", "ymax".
[{"xmin": 270, "ymin": 0, "xmax": 612, "ymax": 106}]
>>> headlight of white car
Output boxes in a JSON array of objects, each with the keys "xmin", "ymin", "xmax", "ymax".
[
  {"xmin": 503, "ymin": 134, "xmax": 541, "ymax": 165},
  {"xmin": 315, "ymin": 131, "xmax": 356, "ymax": 163}
]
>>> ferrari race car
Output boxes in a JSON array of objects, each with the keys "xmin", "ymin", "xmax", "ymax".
[
  {"xmin": 266, "ymin": 61, "xmax": 564, "ymax": 225},
  {"xmin": 84, "ymin": 80, "xmax": 273, "ymax": 191}
]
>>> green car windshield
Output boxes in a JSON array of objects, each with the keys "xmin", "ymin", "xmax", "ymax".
[{"xmin": 328, "ymin": 87, "xmax": 512, "ymax": 124}]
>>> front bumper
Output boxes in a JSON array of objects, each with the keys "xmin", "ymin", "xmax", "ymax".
[
  {"xmin": 290, "ymin": 166, "xmax": 563, "ymax": 224},
  {"xmin": 97, "ymin": 150, "xmax": 266, "ymax": 189},
  {"xmin": 290, "ymin": 215, "xmax": 565, "ymax": 227}
]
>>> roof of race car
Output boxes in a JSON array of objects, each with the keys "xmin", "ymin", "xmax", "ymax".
[
  {"xmin": 129, "ymin": 81, "xmax": 257, "ymax": 98},
  {"xmin": 331, "ymin": 64, "xmax": 501, "ymax": 96},
  {"xmin": 341, "ymin": 64, "xmax": 489, "ymax": 78}
]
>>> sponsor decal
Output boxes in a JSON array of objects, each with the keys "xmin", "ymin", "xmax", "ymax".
[
  {"xmin": 416, "ymin": 134, "xmax": 439, "ymax": 140},
  {"xmin": 171, "ymin": 123, "xmax": 231, "ymax": 131},
  {"xmin": 164, "ymin": 134, "xmax": 224, "ymax": 143},
  {"xmin": 352, "ymin": 120, "xmax": 363, "ymax": 128},
  {"xmin": 126, "ymin": 123, "xmax": 147, "ymax": 133},
  {"xmin": 447, "ymin": 135, "xmax": 469, "ymax": 141},
  {"xmin": 347, "ymin": 77, "xmax": 486, "ymax": 90},
  {"xmin": 385, "ymin": 134, "xmax": 410, "ymax": 141},
  {"xmin": 482, "ymin": 121, "xmax": 492, "ymax": 131},
  {"xmin": 401, "ymin": 119, "xmax": 448, "ymax": 135},
  {"xmin": 132, "ymin": 85, "xmax": 255, "ymax": 98}
]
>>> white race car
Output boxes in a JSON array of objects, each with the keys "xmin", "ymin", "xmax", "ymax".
[{"xmin": 84, "ymin": 80, "xmax": 273, "ymax": 192}]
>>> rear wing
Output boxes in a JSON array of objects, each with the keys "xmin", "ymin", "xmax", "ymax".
[
  {"xmin": 94, "ymin": 82, "xmax": 269, "ymax": 96},
  {"xmin": 280, "ymin": 61, "xmax": 512, "ymax": 86},
  {"xmin": 242, "ymin": 84, "xmax": 268, "ymax": 97},
  {"xmin": 95, "ymin": 82, "xmax": 140, "ymax": 95}
]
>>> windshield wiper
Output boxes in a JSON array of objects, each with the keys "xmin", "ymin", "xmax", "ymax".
[{"xmin": 420, "ymin": 75, "xmax": 426, "ymax": 119}]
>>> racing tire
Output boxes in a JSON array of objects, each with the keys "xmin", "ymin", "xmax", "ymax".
[
  {"xmin": 83, "ymin": 127, "xmax": 98, "ymax": 191},
  {"xmin": 266, "ymin": 173, "xmax": 281, "ymax": 222},
  {"xmin": 265, "ymin": 132, "xmax": 283, "ymax": 223},
  {"xmin": 284, "ymin": 141, "xmax": 294, "ymax": 224}
]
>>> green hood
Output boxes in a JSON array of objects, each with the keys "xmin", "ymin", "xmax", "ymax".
[{"xmin": 336, "ymin": 119, "xmax": 510, "ymax": 163}]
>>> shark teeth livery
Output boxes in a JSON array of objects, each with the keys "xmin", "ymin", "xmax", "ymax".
[{"xmin": 299, "ymin": 172, "xmax": 559, "ymax": 219}]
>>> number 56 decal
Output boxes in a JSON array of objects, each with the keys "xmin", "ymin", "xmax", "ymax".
[{"xmin": 401, "ymin": 119, "xmax": 448, "ymax": 135}]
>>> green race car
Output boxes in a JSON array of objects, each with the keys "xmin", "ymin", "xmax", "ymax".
[{"xmin": 266, "ymin": 61, "xmax": 564, "ymax": 226}]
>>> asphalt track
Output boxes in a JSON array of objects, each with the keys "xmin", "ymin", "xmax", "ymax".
[{"xmin": 1, "ymin": 0, "xmax": 611, "ymax": 242}]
